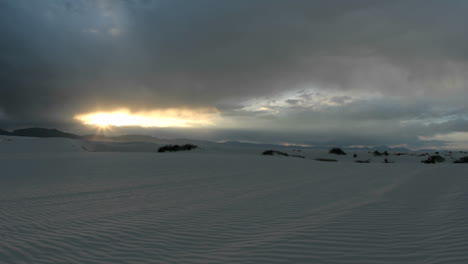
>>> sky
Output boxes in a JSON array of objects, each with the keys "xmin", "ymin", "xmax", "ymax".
[{"xmin": 1, "ymin": 0, "xmax": 468, "ymax": 149}]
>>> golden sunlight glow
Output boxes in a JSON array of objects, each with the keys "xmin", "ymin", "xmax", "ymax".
[{"xmin": 74, "ymin": 108, "xmax": 219, "ymax": 128}]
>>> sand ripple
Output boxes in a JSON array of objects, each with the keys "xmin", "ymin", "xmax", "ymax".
[{"xmin": 1, "ymin": 153, "xmax": 468, "ymax": 263}]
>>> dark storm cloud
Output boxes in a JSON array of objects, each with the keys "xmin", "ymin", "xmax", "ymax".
[{"xmin": 1, "ymin": 0, "xmax": 468, "ymax": 147}]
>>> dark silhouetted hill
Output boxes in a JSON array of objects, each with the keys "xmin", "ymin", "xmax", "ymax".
[
  {"xmin": 10, "ymin": 128, "xmax": 80, "ymax": 139},
  {"xmin": 0, "ymin": 129, "xmax": 13, "ymax": 136},
  {"xmin": 82, "ymin": 134, "xmax": 160, "ymax": 142}
]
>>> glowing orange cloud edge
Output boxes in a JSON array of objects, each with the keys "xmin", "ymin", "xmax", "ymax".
[{"xmin": 74, "ymin": 108, "xmax": 219, "ymax": 128}]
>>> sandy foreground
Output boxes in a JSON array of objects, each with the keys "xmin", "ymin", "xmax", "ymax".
[{"xmin": 1, "ymin": 137, "xmax": 468, "ymax": 263}]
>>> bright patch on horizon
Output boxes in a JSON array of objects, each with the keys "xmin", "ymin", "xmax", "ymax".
[
  {"xmin": 75, "ymin": 108, "xmax": 219, "ymax": 128},
  {"xmin": 419, "ymin": 132, "xmax": 468, "ymax": 143}
]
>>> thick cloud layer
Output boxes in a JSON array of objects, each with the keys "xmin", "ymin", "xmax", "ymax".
[{"xmin": 1, "ymin": 0, "xmax": 468, "ymax": 148}]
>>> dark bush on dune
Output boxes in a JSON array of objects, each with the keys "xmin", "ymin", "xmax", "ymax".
[
  {"xmin": 262, "ymin": 150, "xmax": 305, "ymax": 159},
  {"xmin": 315, "ymin": 158, "xmax": 338, "ymax": 162},
  {"xmin": 373, "ymin": 150, "xmax": 389, "ymax": 156},
  {"xmin": 158, "ymin": 144, "xmax": 198, "ymax": 153},
  {"xmin": 373, "ymin": 150, "xmax": 383, "ymax": 156},
  {"xmin": 454, "ymin": 156, "xmax": 468, "ymax": 164},
  {"xmin": 291, "ymin": 154, "xmax": 305, "ymax": 159},
  {"xmin": 262, "ymin": 150, "xmax": 289, "ymax": 157},
  {"xmin": 355, "ymin": 159, "xmax": 370, "ymax": 163},
  {"xmin": 421, "ymin": 155, "xmax": 445, "ymax": 164},
  {"xmin": 329, "ymin": 148, "xmax": 346, "ymax": 155}
]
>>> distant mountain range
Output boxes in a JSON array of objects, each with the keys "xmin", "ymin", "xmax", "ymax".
[
  {"xmin": 343, "ymin": 145, "xmax": 411, "ymax": 152},
  {"xmin": 0, "ymin": 128, "xmax": 214, "ymax": 145},
  {"xmin": 0, "ymin": 129, "xmax": 12, "ymax": 136},
  {"xmin": 0, "ymin": 128, "xmax": 80, "ymax": 139},
  {"xmin": 219, "ymin": 141, "xmax": 411, "ymax": 152},
  {"xmin": 0, "ymin": 127, "xmax": 412, "ymax": 152}
]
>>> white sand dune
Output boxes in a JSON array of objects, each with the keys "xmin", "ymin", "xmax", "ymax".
[{"xmin": 1, "ymin": 136, "xmax": 468, "ymax": 263}]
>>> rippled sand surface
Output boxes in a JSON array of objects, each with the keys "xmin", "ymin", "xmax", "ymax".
[{"xmin": 1, "ymin": 142, "xmax": 468, "ymax": 263}]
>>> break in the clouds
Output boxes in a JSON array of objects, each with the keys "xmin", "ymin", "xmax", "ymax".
[{"xmin": 1, "ymin": 0, "xmax": 468, "ymax": 148}]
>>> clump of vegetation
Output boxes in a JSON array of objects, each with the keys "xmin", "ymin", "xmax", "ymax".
[
  {"xmin": 329, "ymin": 148, "xmax": 346, "ymax": 155},
  {"xmin": 262, "ymin": 150, "xmax": 305, "ymax": 159},
  {"xmin": 355, "ymin": 159, "xmax": 370, "ymax": 163},
  {"xmin": 291, "ymin": 154, "xmax": 305, "ymax": 159},
  {"xmin": 421, "ymin": 155, "xmax": 446, "ymax": 164},
  {"xmin": 158, "ymin": 144, "xmax": 198, "ymax": 153},
  {"xmin": 262, "ymin": 150, "xmax": 289, "ymax": 157},
  {"xmin": 454, "ymin": 156, "xmax": 468, "ymax": 164},
  {"xmin": 315, "ymin": 158, "xmax": 338, "ymax": 162},
  {"xmin": 373, "ymin": 150, "xmax": 384, "ymax": 157}
]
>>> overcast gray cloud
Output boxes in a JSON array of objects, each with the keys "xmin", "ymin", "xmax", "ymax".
[{"xmin": 1, "ymin": 0, "xmax": 468, "ymax": 148}]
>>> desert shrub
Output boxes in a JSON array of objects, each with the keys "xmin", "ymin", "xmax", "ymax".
[
  {"xmin": 291, "ymin": 154, "xmax": 305, "ymax": 159},
  {"xmin": 421, "ymin": 155, "xmax": 445, "ymax": 164},
  {"xmin": 158, "ymin": 144, "xmax": 198, "ymax": 153},
  {"xmin": 454, "ymin": 156, "xmax": 468, "ymax": 163},
  {"xmin": 373, "ymin": 150, "xmax": 383, "ymax": 156},
  {"xmin": 355, "ymin": 159, "xmax": 370, "ymax": 163},
  {"xmin": 315, "ymin": 158, "xmax": 338, "ymax": 162},
  {"xmin": 262, "ymin": 150, "xmax": 305, "ymax": 159},
  {"xmin": 262, "ymin": 150, "xmax": 289, "ymax": 157},
  {"xmin": 329, "ymin": 148, "xmax": 346, "ymax": 155}
]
